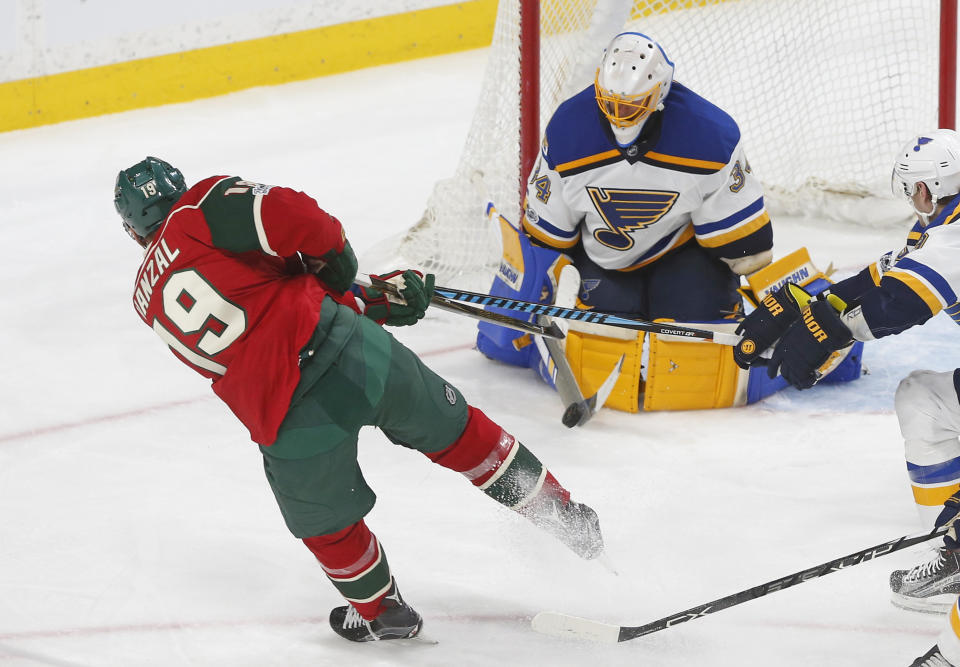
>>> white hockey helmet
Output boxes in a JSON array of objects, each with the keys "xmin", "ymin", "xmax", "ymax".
[
  {"xmin": 891, "ymin": 129, "xmax": 960, "ymax": 218},
  {"xmin": 595, "ymin": 32, "xmax": 674, "ymax": 147}
]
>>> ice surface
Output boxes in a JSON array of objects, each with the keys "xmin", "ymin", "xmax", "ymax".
[{"xmin": 0, "ymin": 47, "xmax": 956, "ymax": 666}]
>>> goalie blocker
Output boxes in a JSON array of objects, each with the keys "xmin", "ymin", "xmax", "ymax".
[{"xmin": 476, "ymin": 209, "xmax": 862, "ymax": 412}]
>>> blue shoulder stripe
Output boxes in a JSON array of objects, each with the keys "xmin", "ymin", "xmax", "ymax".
[
  {"xmin": 922, "ymin": 195, "xmax": 960, "ymax": 231},
  {"xmin": 944, "ymin": 197, "xmax": 960, "ymax": 226},
  {"xmin": 653, "ymin": 82, "xmax": 740, "ymax": 167},
  {"xmin": 543, "ymin": 86, "xmax": 617, "ymax": 172}
]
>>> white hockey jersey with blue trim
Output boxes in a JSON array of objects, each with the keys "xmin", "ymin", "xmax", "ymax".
[
  {"xmin": 882, "ymin": 199, "xmax": 960, "ymax": 321},
  {"xmin": 522, "ymin": 82, "xmax": 771, "ymax": 271},
  {"xmin": 834, "ymin": 196, "xmax": 960, "ymax": 339}
]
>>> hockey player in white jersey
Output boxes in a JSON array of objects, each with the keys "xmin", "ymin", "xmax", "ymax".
[
  {"xmin": 735, "ymin": 129, "xmax": 960, "ymax": 667},
  {"xmin": 522, "ymin": 31, "xmax": 773, "ymax": 319}
]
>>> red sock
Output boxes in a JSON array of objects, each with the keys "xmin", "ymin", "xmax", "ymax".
[
  {"xmin": 303, "ymin": 520, "xmax": 393, "ymax": 620},
  {"xmin": 426, "ymin": 406, "xmax": 570, "ymax": 505}
]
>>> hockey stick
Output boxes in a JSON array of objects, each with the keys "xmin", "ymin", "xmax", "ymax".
[
  {"xmin": 354, "ymin": 276, "xmax": 564, "ymax": 340},
  {"xmin": 362, "ymin": 275, "xmax": 741, "ymax": 345},
  {"xmin": 532, "ymin": 526, "xmax": 948, "ymax": 643},
  {"xmin": 360, "ymin": 273, "xmax": 622, "ymax": 425},
  {"xmin": 427, "ymin": 293, "xmax": 565, "ymax": 340},
  {"xmin": 431, "ymin": 286, "xmax": 741, "ymax": 346}
]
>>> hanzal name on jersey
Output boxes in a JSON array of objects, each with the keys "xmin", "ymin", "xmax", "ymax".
[{"xmin": 134, "ymin": 239, "xmax": 180, "ymax": 319}]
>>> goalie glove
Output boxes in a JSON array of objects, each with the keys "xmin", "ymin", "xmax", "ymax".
[
  {"xmin": 733, "ymin": 283, "xmax": 813, "ymax": 369},
  {"xmin": 766, "ymin": 293, "xmax": 853, "ymax": 390},
  {"xmin": 936, "ymin": 490, "xmax": 960, "ymax": 550},
  {"xmin": 303, "ymin": 241, "xmax": 359, "ymax": 293},
  {"xmin": 352, "ymin": 269, "xmax": 435, "ymax": 326}
]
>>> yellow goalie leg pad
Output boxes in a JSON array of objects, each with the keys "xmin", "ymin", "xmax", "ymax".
[
  {"xmin": 564, "ymin": 329, "xmax": 645, "ymax": 413},
  {"xmin": 643, "ymin": 322, "xmax": 750, "ymax": 411},
  {"xmin": 741, "ymin": 246, "xmax": 829, "ymax": 307}
]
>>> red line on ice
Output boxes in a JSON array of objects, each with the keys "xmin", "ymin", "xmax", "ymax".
[{"xmin": 0, "ymin": 342, "xmax": 473, "ymax": 444}]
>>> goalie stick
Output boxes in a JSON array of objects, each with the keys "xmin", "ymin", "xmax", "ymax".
[
  {"xmin": 531, "ymin": 526, "xmax": 948, "ymax": 643},
  {"xmin": 537, "ymin": 265, "xmax": 624, "ymax": 428},
  {"xmin": 536, "ymin": 316, "xmax": 624, "ymax": 428}
]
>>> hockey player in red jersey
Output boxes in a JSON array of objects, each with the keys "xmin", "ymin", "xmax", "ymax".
[{"xmin": 114, "ymin": 156, "xmax": 603, "ymax": 643}]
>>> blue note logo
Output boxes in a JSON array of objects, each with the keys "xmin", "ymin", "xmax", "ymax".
[
  {"xmin": 914, "ymin": 137, "xmax": 933, "ymax": 151},
  {"xmin": 579, "ymin": 279, "xmax": 601, "ymax": 303},
  {"xmin": 586, "ymin": 187, "xmax": 679, "ymax": 250}
]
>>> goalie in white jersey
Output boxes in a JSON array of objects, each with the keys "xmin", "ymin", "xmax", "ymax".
[
  {"xmin": 522, "ymin": 31, "xmax": 773, "ymax": 321},
  {"xmin": 476, "ymin": 31, "xmax": 822, "ymax": 418},
  {"xmin": 734, "ymin": 129, "xmax": 960, "ymax": 667}
]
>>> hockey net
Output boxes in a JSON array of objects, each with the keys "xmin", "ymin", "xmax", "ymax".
[{"xmin": 379, "ymin": 0, "xmax": 950, "ymax": 285}]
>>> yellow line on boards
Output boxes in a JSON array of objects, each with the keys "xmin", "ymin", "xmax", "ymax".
[{"xmin": 0, "ymin": 1, "xmax": 497, "ymax": 133}]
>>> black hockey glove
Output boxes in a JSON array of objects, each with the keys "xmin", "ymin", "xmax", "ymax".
[
  {"xmin": 766, "ymin": 295, "xmax": 852, "ymax": 390},
  {"xmin": 936, "ymin": 490, "xmax": 960, "ymax": 550},
  {"xmin": 733, "ymin": 283, "xmax": 813, "ymax": 369},
  {"xmin": 352, "ymin": 269, "xmax": 435, "ymax": 326},
  {"xmin": 304, "ymin": 241, "xmax": 358, "ymax": 293}
]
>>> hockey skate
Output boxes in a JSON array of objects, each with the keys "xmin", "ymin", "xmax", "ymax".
[
  {"xmin": 525, "ymin": 496, "xmax": 604, "ymax": 560},
  {"xmin": 890, "ymin": 546, "xmax": 960, "ymax": 612},
  {"xmin": 329, "ymin": 579, "xmax": 423, "ymax": 642},
  {"xmin": 910, "ymin": 644, "xmax": 954, "ymax": 667}
]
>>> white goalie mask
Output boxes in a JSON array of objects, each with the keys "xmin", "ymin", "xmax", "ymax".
[
  {"xmin": 595, "ymin": 32, "xmax": 674, "ymax": 147},
  {"xmin": 891, "ymin": 129, "xmax": 960, "ymax": 219}
]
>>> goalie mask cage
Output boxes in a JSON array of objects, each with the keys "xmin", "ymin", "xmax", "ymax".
[{"xmin": 386, "ymin": 0, "xmax": 958, "ymax": 285}]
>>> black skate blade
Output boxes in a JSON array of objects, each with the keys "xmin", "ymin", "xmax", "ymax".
[
  {"xmin": 377, "ymin": 630, "xmax": 437, "ymax": 646},
  {"xmin": 380, "ymin": 620, "xmax": 438, "ymax": 646}
]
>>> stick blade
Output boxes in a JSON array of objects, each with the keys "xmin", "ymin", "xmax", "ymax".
[
  {"xmin": 586, "ymin": 354, "xmax": 624, "ymax": 413},
  {"xmin": 531, "ymin": 611, "xmax": 621, "ymax": 643}
]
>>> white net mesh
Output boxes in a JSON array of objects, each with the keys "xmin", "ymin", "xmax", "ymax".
[
  {"xmin": 627, "ymin": 0, "xmax": 940, "ymax": 223},
  {"xmin": 382, "ymin": 0, "xmax": 942, "ymax": 285}
]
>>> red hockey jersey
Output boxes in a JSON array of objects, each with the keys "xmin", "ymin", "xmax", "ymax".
[{"xmin": 132, "ymin": 175, "xmax": 358, "ymax": 445}]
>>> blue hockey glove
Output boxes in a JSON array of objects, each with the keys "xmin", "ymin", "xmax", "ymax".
[
  {"xmin": 733, "ymin": 283, "xmax": 813, "ymax": 369},
  {"xmin": 352, "ymin": 269, "xmax": 435, "ymax": 326},
  {"xmin": 936, "ymin": 490, "xmax": 960, "ymax": 550},
  {"xmin": 304, "ymin": 241, "xmax": 358, "ymax": 293},
  {"xmin": 766, "ymin": 295, "xmax": 852, "ymax": 389}
]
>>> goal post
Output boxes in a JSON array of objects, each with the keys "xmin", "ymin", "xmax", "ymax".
[
  {"xmin": 942, "ymin": 0, "xmax": 958, "ymax": 129},
  {"xmin": 381, "ymin": 0, "xmax": 958, "ymax": 286},
  {"xmin": 519, "ymin": 0, "xmax": 540, "ymax": 225}
]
